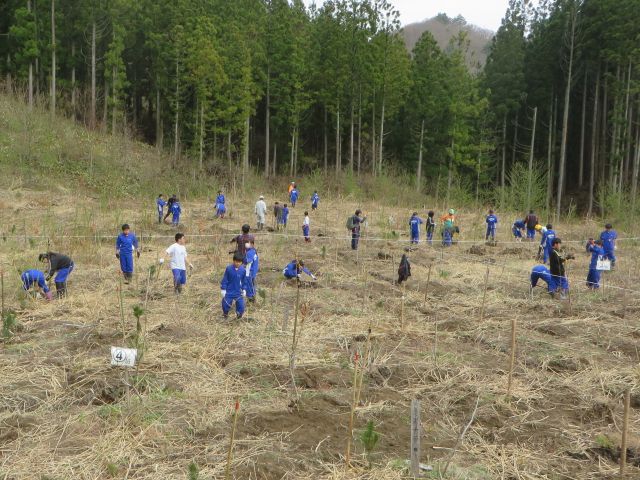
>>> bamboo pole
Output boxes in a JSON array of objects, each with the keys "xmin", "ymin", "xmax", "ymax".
[
  {"xmin": 345, "ymin": 351, "xmax": 359, "ymax": 468},
  {"xmin": 1, "ymin": 269, "xmax": 4, "ymax": 318},
  {"xmin": 507, "ymin": 319, "xmax": 517, "ymax": 398},
  {"xmin": 400, "ymin": 283, "xmax": 406, "ymax": 330},
  {"xmin": 620, "ymin": 389, "xmax": 630, "ymax": 475},
  {"xmin": 225, "ymin": 399, "xmax": 240, "ymax": 480},
  {"xmin": 479, "ymin": 267, "xmax": 490, "ymax": 321},
  {"xmin": 424, "ymin": 263, "xmax": 432, "ymax": 305}
]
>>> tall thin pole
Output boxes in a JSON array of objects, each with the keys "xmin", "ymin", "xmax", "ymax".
[{"xmin": 527, "ymin": 107, "xmax": 538, "ymax": 210}]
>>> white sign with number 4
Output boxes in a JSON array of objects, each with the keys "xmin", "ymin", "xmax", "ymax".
[{"xmin": 111, "ymin": 346, "xmax": 137, "ymax": 367}]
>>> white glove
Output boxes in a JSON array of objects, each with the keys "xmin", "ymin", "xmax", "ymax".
[
  {"xmin": 221, "ymin": 290, "xmax": 226, "ymax": 297},
  {"xmin": 158, "ymin": 258, "xmax": 165, "ymax": 264},
  {"xmin": 311, "ymin": 275, "xmax": 317, "ymax": 280},
  {"xmin": 242, "ymin": 290, "xmax": 247, "ymax": 297},
  {"xmin": 297, "ymin": 274, "xmax": 301, "ymax": 279}
]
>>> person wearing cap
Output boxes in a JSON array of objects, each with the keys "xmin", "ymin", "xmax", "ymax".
[
  {"xmin": 283, "ymin": 259, "xmax": 316, "ymax": 280},
  {"xmin": 409, "ymin": 212, "xmax": 423, "ymax": 244},
  {"xmin": 440, "ymin": 209, "xmax": 456, "ymax": 247},
  {"xmin": 39, "ymin": 251, "xmax": 75, "ymax": 297},
  {"xmin": 220, "ymin": 252, "xmax": 247, "ymax": 319},
  {"xmin": 289, "ymin": 186, "xmax": 299, "ymax": 207},
  {"xmin": 599, "ymin": 223, "xmax": 617, "ymax": 268},
  {"xmin": 20, "ymin": 268, "xmax": 53, "ymax": 300},
  {"xmin": 485, "ymin": 209, "xmax": 498, "ymax": 241},
  {"xmin": 348, "ymin": 209, "xmax": 367, "ymax": 250},
  {"xmin": 255, "ymin": 195, "xmax": 267, "ymax": 230},
  {"xmin": 231, "ymin": 224, "xmax": 255, "ymax": 256},
  {"xmin": 586, "ymin": 238, "xmax": 605, "ymax": 289},
  {"xmin": 541, "ymin": 224, "xmax": 556, "ymax": 264},
  {"xmin": 116, "ymin": 224, "xmax": 140, "ymax": 284}
]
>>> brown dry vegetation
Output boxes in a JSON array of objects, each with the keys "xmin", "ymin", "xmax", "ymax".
[{"xmin": 1, "ymin": 188, "xmax": 640, "ymax": 479}]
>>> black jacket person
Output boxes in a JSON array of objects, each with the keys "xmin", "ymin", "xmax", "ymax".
[{"xmin": 39, "ymin": 252, "xmax": 74, "ymax": 297}]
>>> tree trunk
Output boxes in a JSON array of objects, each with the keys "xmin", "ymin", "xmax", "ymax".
[
  {"xmin": 243, "ymin": 115, "xmax": 250, "ymax": 174},
  {"xmin": 349, "ymin": 102, "xmax": 354, "ymax": 173},
  {"xmin": 50, "ymin": 0, "xmax": 56, "ymax": 116},
  {"xmin": 579, "ymin": 71, "xmax": 587, "ymax": 187},
  {"xmin": 199, "ymin": 102, "xmax": 204, "ymax": 170},
  {"xmin": 227, "ymin": 131, "xmax": 232, "ymax": 171},
  {"xmin": 511, "ymin": 112, "xmax": 518, "ymax": 165},
  {"xmin": 600, "ymin": 64, "xmax": 609, "ymax": 184},
  {"xmin": 294, "ymin": 126, "xmax": 299, "ymax": 178},
  {"xmin": 378, "ymin": 99, "xmax": 385, "ymax": 176},
  {"xmin": 588, "ymin": 67, "xmax": 600, "ymax": 216},
  {"xmin": 90, "ymin": 21, "xmax": 96, "ymax": 129},
  {"xmin": 111, "ymin": 65, "xmax": 117, "ymax": 134},
  {"xmin": 371, "ymin": 91, "xmax": 376, "ymax": 175},
  {"xmin": 546, "ymin": 97, "xmax": 555, "ymax": 212},
  {"xmin": 335, "ymin": 104, "xmax": 341, "ymax": 173},
  {"xmin": 323, "ymin": 106, "xmax": 328, "ymax": 172},
  {"xmin": 610, "ymin": 65, "xmax": 621, "ymax": 189},
  {"xmin": 174, "ymin": 58, "xmax": 180, "ymax": 165},
  {"xmin": 500, "ymin": 113, "xmax": 507, "ymax": 207},
  {"xmin": 527, "ymin": 107, "xmax": 538, "ymax": 210},
  {"xmin": 357, "ymin": 89, "xmax": 362, "ymax": 175},
  {"xmin": 290, "ymin": 128, "xmax": 295, "ymax": 177},
  {"xmin": 272, "ymin": 142, "xmax": 277, "ymax": 176},
  {"xmin": 70, "ymin": 42, "xmax": 76, "ymax": 115},
  {"xmin": 556, "ymin": 6, "xmax": 576, "ymax": 218},
  {"xmin": 265, "ymin": 66, "xmax": 270, "ymax": 177},
  {"xmin": 620, "ymin": 60, "xmax": 632, "ymax": 191},
  {"xmin": 156, "ymin": 89, "xmax": 162, "ymax": 149},
  {"xmin": 27, "ymin": 0, "xmax": 33, "ymax": 110},
  {"xmin": 102, "ymin": 77, "xmax": 108, "ymax": 132},
  {"xmin": 630, "ymin": 123, "xmax": 639, "ymax": 212},
  {"xmin": 446, "ymin": 138, "xmax": 454, "ymax": 207},
  {"xmin": 416, "ymin": 119, "xmax": 424, "ymax": 192}
]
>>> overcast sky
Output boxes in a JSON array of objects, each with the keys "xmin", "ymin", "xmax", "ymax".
[{"xmin": 304, "ymin": 0, "xmax": 511, "ymax": 32}]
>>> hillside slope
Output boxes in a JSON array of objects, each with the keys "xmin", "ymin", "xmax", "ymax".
[{"xmin": 402, "ymin": 13, "xmax": 493, "ymax": 71}]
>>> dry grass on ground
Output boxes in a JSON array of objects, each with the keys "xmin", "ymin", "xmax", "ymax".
[{"xmin": 1, "ymin": 188, "xmax": 639, "ymax": 479}]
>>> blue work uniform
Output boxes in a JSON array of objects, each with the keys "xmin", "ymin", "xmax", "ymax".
[
  {"xmin": 116, "ymin": 232, "xmax": 138, "ymax": 273},
  {"xmin": 409, "ymin": 215, "xmax": 423, "ymax": 244},
  {"xmin": 486, "ymin": 214, "xmax": 498, "ymax": 240},
  {"xmin": 530, "ymin": 265, "xmax": 552, "ymax": 292},
  {"xmin": 156, "ymin": 197, "xmax": 166, "ymax": 223},
  {"xmin": 281, "ymin": 207, "xmax": 289, "ymax": 226},
  {"xmin": 586, "ymin": 244, "xmax": 606, "ymax": 289},
  {"xmin": 221, "ymin": 264, "xmax": 246, "ymax": 316},
  {"xmin": 243, "ymin": 248, "xmax": 259, "ymax": 299},
  {"xmin": 542, "ymin": 229, "xmax": 556, "ymax": 263},
  {"xmin": 21, "ymin": 269, "xmax": 50, "ymax": 293},
  {"xmin": 512, "ymin": 220, "xmax": 525, "ymax": 239},
  {"xmin": 290, "ymin": 189, "xmax": 299, "ymax": 207},
  {"xmin": 283, "ymin": 261, "xmax": 313, "ymax": 279},
  {"xmin": 171, "ymin": 202, "xmax": 181, "ymax": 225},
  {"xmin": 311, "ymin": 193, "xmax": 319, "ymax": 210},
  {"xmin": 215, "ymin": 194, "xmax": 226, "ymax": 217},
  {"xmin": 600, "ymin": 230, "xmax": 617, "ymax": 266}
]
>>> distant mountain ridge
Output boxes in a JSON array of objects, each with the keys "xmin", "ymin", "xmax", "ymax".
[{"xmin": 402, "ymin": 13, "xmax": 494, "ymax": 71}]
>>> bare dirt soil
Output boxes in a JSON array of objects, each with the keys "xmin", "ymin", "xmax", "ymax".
[{"xmin": 1, "ymin": 189, "xmax": 639, "ymax": 479}]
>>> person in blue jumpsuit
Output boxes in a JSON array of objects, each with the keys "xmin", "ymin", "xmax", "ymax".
[
  {"xmin": 221, "ymin": 252, "xmax": 247, "ymax": 319},
  {"xmin": 530, "ymin": 264, "xmax": 552, "ymax": 294},
  {"xmin": 39, "ymin": 252, "xmax": 74, "ymax": 298},
  {"xmin": 409, "ymin": 212, "xmax": 423, "ymax": 244},
  {"xmin": 289, "ymin": 187, "xmax": 299, "ymax": 207},
  {"xmin": 156, "ymin": 194, "xmax": 166, "ymax": 224},
  {"xmin": 283, "ymin": 259, "xmax": 317, "ymax": 280},
  {"xmin": 586, "ymin": 239, "xmax": 606, "ymax": 289},
  {"xmin": 311, "ymin": 191, "xmax": 320, "ymax": 210},
  {"xmin": 215, "ymin": 191, "xmax": 226, "ymax": 218},
  {"xmin": 426, "ymin": 211, "xmax": 435, "ymax": 245},
  {"xmin": 20, "ymin": 269, "xmax": 52, "ymax": 300},
  {"xmin": 243, "ymin": 241, "xmax": 259, "ymax": 302},
  {"xmin": 170, "ymin": 199, "xmax": 181, "ymax": 226},
  {"xmin": 542, "ymin": 224, "xmax": 556, "ymax": 264},
  {"xmin": 512, "ymin": 219, "xmax": 526, "ymax": 240},
  {"xmin": 281, "ymin": 204, "xmax": 290, "ymax": 228},
  {"xmin": 116, "ymin": 224, "xmax": 140, "ymax": 283},
  {"xmin": 600, "ymin": 223, "xmax": 617, "ymax": 268},
  {"xmin": 485, "ymin": 210, "xmax": 498, "ymax": 241}
]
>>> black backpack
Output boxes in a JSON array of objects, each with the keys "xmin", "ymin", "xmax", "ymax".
[{"xmin": 398, "ymin": 254, "xmax": 411, "ymax": 284}]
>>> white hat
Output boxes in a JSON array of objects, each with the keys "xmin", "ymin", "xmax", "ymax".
[{"xmin": 259, "ymin": 195, "xmax": 264, "ymax": 199}]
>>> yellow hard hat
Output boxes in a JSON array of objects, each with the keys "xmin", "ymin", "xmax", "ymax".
[{"xmin": 534, "ymin": 224, "xmax": 542, "ymax": 231}]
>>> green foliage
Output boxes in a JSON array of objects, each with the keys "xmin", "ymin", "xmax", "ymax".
[
  {"xmin": 359, "ymin": 420, "xmax": 380, "ymax": 468},
  {"xmin": 595, "ymin": 433, "xmax": 614, "ymax": 450},
  {"xmin": 106, "ymin": 463, "xmax": 119, "ymax": 477},
  {"xmin": 2, "ymin": 311, "xmax": 17, "ymax": 341},
  {"xmin": 130, "ymin": 305, "xmax": 146, "ymax": 363},
  {"xmin": 497, "ymin": 161, "xmax": 548, "ymax": 213},
  {"xmin": 187, "ymin": 462, "xmax": 199, "ymax": 480}
]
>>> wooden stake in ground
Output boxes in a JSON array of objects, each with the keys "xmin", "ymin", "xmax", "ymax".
[
  {"xmin": 400, "ymin": 283, "xmax": 406, "ymax": 330},
  {"xmin": 345, "ymin": 351, "xmax": 360, "ymax": 468},
  {"xmin": 479, "ymin": 267, "xmax": 490, "ymax": 321},
  {"xmin": 410, "ymin": 399, "xmax": 421, "ymax": 478},
  {"xmin": 225, "ymin": 398, "xmax": 240, "ymax": 480},
  {"xmin": 507, "ymin": 319, "xmax": 517, "ymax": 398},
  {"xmin": 118, "ymin": 277, "xmax": 125, "ymax": 343},
  {"xmin": 1, "ymin": 269, "xmax": 5, "ymax": 318},
  {"xmin": 620, "ymin": 389, "xmax": 630, "ymax": 475},
  {"xmin": 424, "ymin": 263, "xmax": 432, "ymax": 305}
]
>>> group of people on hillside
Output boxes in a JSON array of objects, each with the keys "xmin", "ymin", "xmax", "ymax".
[
  {"xmin": 406, "ymin": 209, "xmax": 457, "ymax": 247},
  {"xmin": 156, "ymin": 194, "xmax": 182, "ymax": 226}
]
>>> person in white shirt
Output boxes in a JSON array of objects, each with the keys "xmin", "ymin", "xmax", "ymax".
[
  {"xmin": 302, "ymin": 211, "xmax": 311, "ymax": 242},
  {"xmin": 255, "ymin": 195, "xmax": 267, "ymax": 230},
  {"xmin": 164, "ymin": 233, "xmax": 193, "ymax": 294}
]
